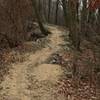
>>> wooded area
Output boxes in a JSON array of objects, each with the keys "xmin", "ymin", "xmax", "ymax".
[{"xmin": 0, "ymin": 0, "xmax": 100, "ymax": 100}]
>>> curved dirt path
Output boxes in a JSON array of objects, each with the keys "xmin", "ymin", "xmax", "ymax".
[{"xmin": 0, "ymin": 26, "xmax": 67, "ymax": 100}]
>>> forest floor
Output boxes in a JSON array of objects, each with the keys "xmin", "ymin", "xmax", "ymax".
[
  {"xmin": 0, "ymin": 26, "xmax": 67, "ymax": 100},
  {"xmin": 0, "ymin": 25, "xmax": 99, "ymax": 100}
]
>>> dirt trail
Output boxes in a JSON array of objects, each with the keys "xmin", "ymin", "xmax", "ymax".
[{"xmin": 0, "ymin": 26, "xmax": 67, "ymax": 100}]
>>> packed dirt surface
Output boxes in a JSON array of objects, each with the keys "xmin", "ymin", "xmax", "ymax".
[{"xmin": 0, "ymin": 26, "xmax": 67, "ymax": 100}]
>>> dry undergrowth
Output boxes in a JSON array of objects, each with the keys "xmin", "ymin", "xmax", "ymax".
[{"xmin": 0, "ymin": 37, "xmax": 49, "ymax": 84}]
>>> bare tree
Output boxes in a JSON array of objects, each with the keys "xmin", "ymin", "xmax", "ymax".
[
  {"xmin": 62, "ymin": 0, "xmax": 80, "ymax": 50},
  {"xmin": 31, "ymin": 0, "xmax": 51, "ymax": 36}
]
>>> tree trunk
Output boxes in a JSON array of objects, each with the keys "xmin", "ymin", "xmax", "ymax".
[
  {"xmin": 81, "ymin": 0, "xmax": 88, "ymax": 37},
  {"xmin": 97, "ymin": 9, "xmax": 100, "ymax": 34},
  {"xmin": 62, "ymin": 0, "xmax": 69, "ymax": 28},
  {"xmin": 55, "ymin": 0, "xmax": 59, "ymax": 24},
  {"xmin": 31, "ymin": 0, "xmax": 50, "ymax": 36},
  {"xmin": 48, "ymin": 0, "xmax": 51, "ymax": 22},
  {"xmin": 62, "ymin": 0, "xmax": 80, "ymax": 50}
]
